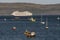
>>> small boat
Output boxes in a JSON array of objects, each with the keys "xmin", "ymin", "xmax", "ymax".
[
  {"xmin": 45, "ymin": 17, "xmax": 48, "ymax": 29},
  {"xmin": 45, "ymin": 26, "xmax": 48, "ymax": 29},
  {"xmin": 57, "ymin": 16, "xmax": 60, "ymax": 26},
  {"xmin": 4, "ymin": 18, "xmax": 6, "ymax": 21},
  {"xmin": 41, "ymin": 22, "xmax": 45, "ymax": 24},
  {"xmin": 41, "ymin": 15, "xmax": 45, "ymax": 24},
  {"xmin": 30, "ymin": 18, "xmax": 36, "ymax": 22},
  {"xmin": 57, "ymin": 17, "xmax": 60, "ymax": 20},
  {"xmin": 24, "ymin": 30, "xmax": 36, "ymax": 38}
]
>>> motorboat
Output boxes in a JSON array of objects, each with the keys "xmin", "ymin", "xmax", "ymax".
[
  {"xmin": 24, "ymin": 30, "xmax": 36, "ymax": 38},
  {"xmin": 30, "ymin": 18, "xmax": 36, "ymax": 22}
]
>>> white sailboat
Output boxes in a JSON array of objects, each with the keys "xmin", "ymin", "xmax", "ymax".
[
  {"xmin": 41, "ymin": 15, "xmax": 45, "ymax": 24},
  {"xmin": 57, "ymin": 16, "xmax": 60, "ymax": 26},
  {"xmin": 4, "ymin": 18, "xmax": 6, "ymax": 21},
  {"xmin": 57, "ymin": 16, "xmax": 60, "ymax": 20},
  {"xmin": 45, "ymin": 17, "xmax": 48, "ymax": 29}
]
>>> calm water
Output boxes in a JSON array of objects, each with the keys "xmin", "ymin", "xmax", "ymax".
[{"xmin": 0, "ymin": 15, "xmax": 60, "ymax": 40}]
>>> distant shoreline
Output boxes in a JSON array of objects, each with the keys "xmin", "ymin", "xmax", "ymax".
[{"xmin": 0, "ymin": 3, "xmax": 59, "ymax": 15}]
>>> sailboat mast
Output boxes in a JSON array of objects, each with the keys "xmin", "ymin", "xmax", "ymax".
[
  {"xmin": 57, "ymin": 16, "xmax": 60, "ymax": 26},
  {"xmin": 46, "ymin": 16, "xmax": 48, "ymax": 29},
  {"xmin": 40, "ymin": 14, "xmax": 42, "ymax": 26},
  {"xmin": 46, "ymin": 17, "xmax": 48, "ymax": 27}
]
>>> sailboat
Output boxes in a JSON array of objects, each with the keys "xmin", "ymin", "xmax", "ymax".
[
  {"xmin": 41, "ymin": 15, "xmax": 45, "ymax": 24},
  {"xmin": 45, "ymin": 17, "xmax": 48, "ymax": 29},
  {"xmin": 4, "ymin": 18, "xmax": 6, "ymax": 21},
  {"xmin": 57, "ymin": 16, "xmax": 60, "ymax": 26},
  {"xmin": 57, "ymin": 16, "xmax": 60, "ymax": 20}
]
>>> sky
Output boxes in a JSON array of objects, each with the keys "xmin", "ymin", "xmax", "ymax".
[{"xmin": 0, "ymin": 0, "xmax": 60, "ymax": 4}]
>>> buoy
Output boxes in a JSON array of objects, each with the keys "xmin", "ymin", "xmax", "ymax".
[{"xmin": 12, "ymin": 27, "xmax": 16, "ymax": 30}]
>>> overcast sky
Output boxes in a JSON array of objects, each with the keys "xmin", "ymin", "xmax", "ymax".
[{"xmin": 0, "ymin": 0, "xmax": 60, "ymax": 4}]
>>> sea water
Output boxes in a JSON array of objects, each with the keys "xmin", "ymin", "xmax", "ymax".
[{"xmin": 0, "ymin": 15, "xmax": 60, "ymax": 40}]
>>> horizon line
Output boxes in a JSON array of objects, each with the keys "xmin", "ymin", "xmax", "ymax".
[{"xmin": 0, "ymin": 2, "xmax": 59, "ymax": 5}]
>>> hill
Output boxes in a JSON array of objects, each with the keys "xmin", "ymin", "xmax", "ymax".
[{"xmin": 0, "ymin": 3, "xmax": 60, "ymax": 15}]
